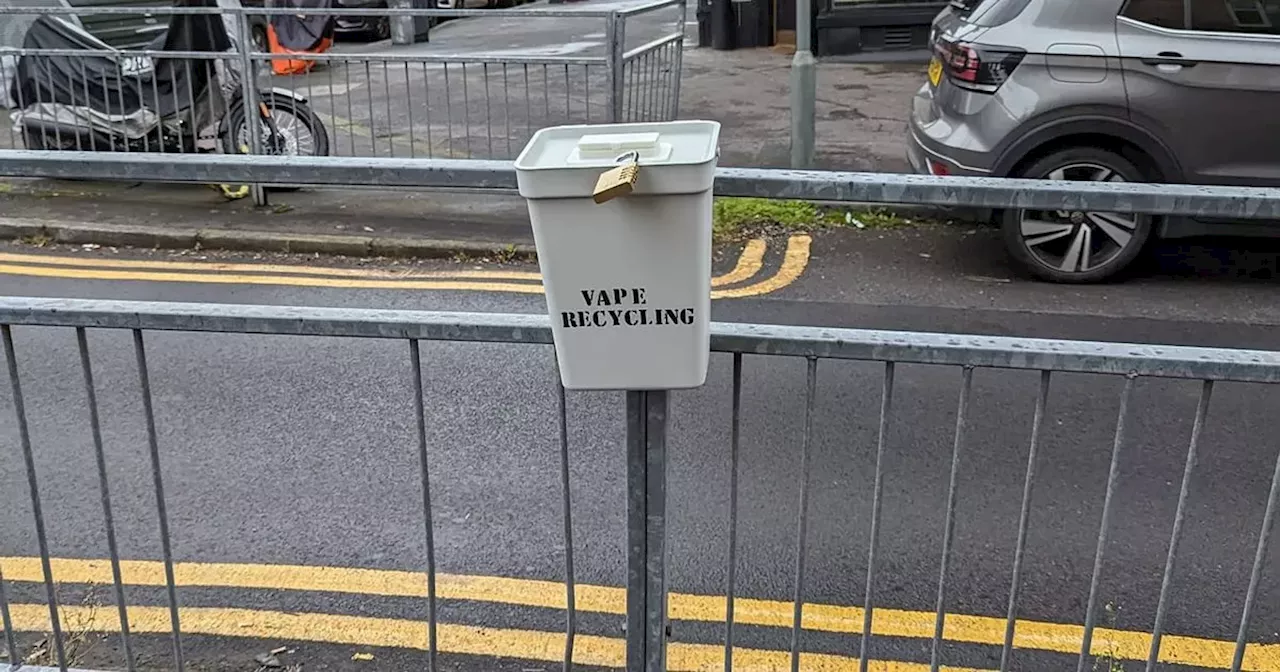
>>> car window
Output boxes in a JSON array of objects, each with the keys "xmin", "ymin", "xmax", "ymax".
[
  {"xmin": 1190, "ymin": 0, "xmax": 1279, "ymax": 34},
  {"xmin": 1121, "ymin": 0, "xmax": 1188, "ymax": 29}
]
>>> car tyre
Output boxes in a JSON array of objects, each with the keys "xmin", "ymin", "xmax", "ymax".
[{"xmin": 1000, "ymin": 146, "xmax": 1154, "ymax": 283}]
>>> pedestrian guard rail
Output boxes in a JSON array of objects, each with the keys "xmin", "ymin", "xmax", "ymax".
[
  {"xmin": 0, "ymin": 291, "xmax": 1279, "ymax": 672},
  {"xmin": 4, "ymin": 135, "xmax": 1280, "ymax": 672}
]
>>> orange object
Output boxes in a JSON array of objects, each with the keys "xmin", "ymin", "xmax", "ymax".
[{"xmin": 266, "ymin": 24, "xmax": 332, "ymax": 76}]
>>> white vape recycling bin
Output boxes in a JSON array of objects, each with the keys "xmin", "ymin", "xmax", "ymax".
[{"xmin": 515, "ymin": 121, "xmax": 722, "ymax": 390}]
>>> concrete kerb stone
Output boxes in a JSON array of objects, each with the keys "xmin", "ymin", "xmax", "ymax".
[{"xmin": 0, "ymin": 217, "xmax": 537, "ymax": 259}]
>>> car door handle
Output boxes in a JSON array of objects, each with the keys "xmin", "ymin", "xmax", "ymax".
[{"xmin": 1141, "ymin": 51, "xmax": 1198, "ymax": 68}]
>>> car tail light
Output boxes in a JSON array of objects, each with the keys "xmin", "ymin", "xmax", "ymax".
[
  {"xmin": 929, "ymin": 159, "xmax": 951, "ymax": 176},
  {"xmin": 936, "ymin": 39, "xmax": 1024, "ymax": 92}
]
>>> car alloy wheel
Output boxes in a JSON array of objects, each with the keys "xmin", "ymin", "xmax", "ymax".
[{"xmin": 1017, "ymin": 163, "xmax": 1140, "ymax": 274}]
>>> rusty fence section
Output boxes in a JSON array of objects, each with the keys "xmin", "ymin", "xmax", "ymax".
[{"xmin": 0, "ymin": 297, "xmax": 1278, "ymax": 672}]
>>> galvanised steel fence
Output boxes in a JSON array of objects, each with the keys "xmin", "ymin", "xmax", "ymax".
[
  {"xmin": 1, "ymin": 162, "xmax": 1280, "ymax": 672},
  {"xmin": 0, "ymin": 297, "xmax": 1279, "ymax": 672},
  {"xmin": 0, "ymin": 0, "xmax": 684, "ymax": 161}
]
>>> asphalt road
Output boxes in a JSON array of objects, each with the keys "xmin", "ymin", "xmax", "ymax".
[{"xmin": 2, "ymin": 231, "xmax": 1280, "ymax": 671}]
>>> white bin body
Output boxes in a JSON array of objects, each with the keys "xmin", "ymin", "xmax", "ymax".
[{"xmin": 515, "ymin": 121, "xmax": 721, "ymax": 390}]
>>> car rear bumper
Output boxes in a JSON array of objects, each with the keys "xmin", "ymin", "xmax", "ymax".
[
  {"xmin": 908, "ymin": 82, "xmax": 997, "ymax": 177},
  {"xmin": 334, "ymin": 16, "xmax": 384, "ymax": 32}
]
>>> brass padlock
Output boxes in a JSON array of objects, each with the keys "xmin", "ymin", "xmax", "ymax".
[{"xmin": 592, "ymin": 154, "xmax": 640, "ymax": 204}]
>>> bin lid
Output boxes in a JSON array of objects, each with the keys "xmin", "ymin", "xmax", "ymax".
[{"xmin": 515, "ymin": 121, "xmax": 721, "ymax": 171}]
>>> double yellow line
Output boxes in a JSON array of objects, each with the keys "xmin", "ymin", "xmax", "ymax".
[
  {"xmin": 0, "ymin": 235, "xmax": 811, "ymax": 298},
  {"xmin": 3, "ymin": 556, "xmax": 1277, "ymax": 671}
]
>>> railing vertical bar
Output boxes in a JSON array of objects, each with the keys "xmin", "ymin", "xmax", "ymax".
[
  {"xmin": 543, "ymin": 64, "xmax": 551, "ymax": 127},
  {"xmin": 343, "ymin": 62, "xmax": 356, "ymax": 156},
  {"xmin": 723, "ymin": 353, "xmax": 743, "ymax": 672},
  {"xmin": 2, "ymin": 324, "xmax": 68, "ymax": 671},
  {"xmin": 132, "ymin": 329, "xmax": 184, "ymax": 672},
  {"xmin": 583, "ymin": 64, "xmax": 591, "ymax": 123},
  {"xmin": 1076, "ymin": 375, "xmax": 1137, "ymax": 672},
  {"xmin": 462, "ymin": 63, "xmax": 472, "ymax": 156},
  {"xmin": 80, "ymin": 59, "xmax": 99, "ymax": 150},
  {"xmin": 408, "ymin": 339, "xmax": 439, "ymax": 672},
  {"xmin": 999, "ymin": 370, "xmax": 1051, "ymax": 672},
  {"xmin": 183, "ymin": 60, "xmax": 198, "ymax": 155},
  {"xmin": 859, "ymin": 361, "xmax": 895, "ymax": 672},
  {"xmin": 421, "ymin": 62, "xmax": 434, "ymax": 159},
  {"xmin": 404, "ymin": 62, "xmax": 417, "ymax": 158},
  {"xmin": 114, "ymin": 67, "xmax": 128, "ymax": 152},
  {"xmin": 444, "ymin": 63, "xmax": 455, "ymax": 156},
  {"xmin": 365, "ymin": 60, "xmax": 377, "ymax": 156},
  {"xmin": 77, "ymin": 327, "xmax": 137, "ymax": 672},
  {"xmin": 523, "ymin": 63, "xmax": 533, "ymax": 139},
  {"xmin": 1145, "ymin": 380, "xmax": 1214, "ymax": 672},
  {"xmin": 1231, "ymin": 439, "xmax": 1280, "ymax": 672},
  {"xmin": 789, "ymin": 357, "xmax": 819, "ymax": 672},
  {"xmin": 929, "ymin": 365, "xmax": 974, "ymax": 672},
  {"xmin": 558, "ymin": 380, "xmax": 577, "ymax": 671},
  {"xmin": 502, "ymin": 63, "xmax": 512, "ymax": 157},
  {"xmin": 383, "ymin": 60, "xmax": 394, "ymax": 157},
  {"xmin": 483, "ymin": 63, "xmax": 494, "ymax": 158},
  {"xmin": 563, "ymin": 64, "xmax": 571, "ymax": 120}
]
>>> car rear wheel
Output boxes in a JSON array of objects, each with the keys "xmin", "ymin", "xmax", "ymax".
[{"xmin": 1001, "ymin": 147, "xmax": 1154, "ymax": 283}]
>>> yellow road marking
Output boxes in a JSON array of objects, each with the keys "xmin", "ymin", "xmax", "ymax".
[
  {"xmin": 0, "ymin": 236, "xmax": 802, "ymax": 298},
  {"xmin": 0, "ymin": 263, "xmax": 549, "ymax": 294},
  {"xmin": 712, "ymin": 238, "xmax": 767, "ymax": 286},
  {"xmin": 0, "ymin": 251, "xmax": 547, "ymax": 281},
  {"xmin": 711, "ymin": 235, "xmax": 810, "ymax": 299},
  {"xmin": 6, "ymin": 603, "xmax": 993, "ymax": 672},
  {"xmin": 3, "ymin": 556, "xmax": 1277, "ymax": 671},
  {"xmin": 0, "ymin": 238, "xmax": 765, "ymax": 288}
]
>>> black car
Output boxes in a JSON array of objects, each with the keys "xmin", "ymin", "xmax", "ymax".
[{"xmin": 333, "ymin": 0, "xmax": 391, "ymax": 40}]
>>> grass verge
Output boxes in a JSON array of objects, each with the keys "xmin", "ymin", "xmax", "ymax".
[{"xmin": 712, "ymin": 197, "xmax": 939, "ymax": 242}]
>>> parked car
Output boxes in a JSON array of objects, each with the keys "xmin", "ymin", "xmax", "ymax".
[
  {"xmin": 333, "ymin": 0, "xmax": 391, "ymax": 40},
  {"xmin": 908, "ymin": 0, "xmax": 1280, "ymax": 282}
]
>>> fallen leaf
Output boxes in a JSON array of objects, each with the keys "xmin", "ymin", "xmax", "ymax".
[{"xmin": 352, "ymin": 652, "xmax": 374, "ymax": 661}]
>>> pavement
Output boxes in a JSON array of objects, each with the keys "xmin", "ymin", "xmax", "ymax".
[{"xmin": 0, "ymin": 0, "xmax": 925, "ymax": 254}]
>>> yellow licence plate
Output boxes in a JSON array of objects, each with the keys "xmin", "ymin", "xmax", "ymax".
[{"xmin": 928, "ymin": 56, "xmax": 943, "ymax": 87}]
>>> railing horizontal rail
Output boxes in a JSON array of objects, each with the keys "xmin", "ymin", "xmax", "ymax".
[
  {"xmin": 0, "ymin": 4, "xmax": 671, "ymax": 17},
  {"xmin": 622, "ymin": 32, "xmax": 683, "ymax": 62},
  {"xmin": 4, "ymin": 151, "xmax": 1280, "ymax": 219},
  {"xmin": 0, "ymin": 47, "xmax": 608, "ymax": 65},
  {"xmin": 3, "ymin": 297, "xmax": 1280, "ymax": 382}
]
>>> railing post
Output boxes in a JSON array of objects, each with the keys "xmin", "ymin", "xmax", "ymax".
[
  {"xmin": 626, "ymin": 389, "xmax": 668, "ymax": 672},
  {"xmin": 235, "ymin": 12, "xmax": 268, "ymax": 206},
  {"xmin": 389, "ymin": 0, "xmax": 416, "ymax": 45},
  {"xmin": 672, "ymin": 0, "xmax": 685, "ymax": 119},
  {"xmin": 606, "ymin": 11, "xmax": 626, "ymax": 123}
]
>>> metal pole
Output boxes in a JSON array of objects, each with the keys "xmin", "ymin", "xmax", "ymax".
[
  {"xmin": 606, "ymin": 11, "xmax": 627, "ymax": 123},
  {"xmin": 235, "ymin": 13, "xmax": 268, "ymax": 206},
  {"xmin": 390, "ymin": 0, "xmax": 416, "ymax": 45},
  {"xmin": 789, "ymin": 0, "xmax": 815, "ymax": 168},
  {"xmin": 626, "ymin": 389, "xmax": 668, "ymax": 672}
]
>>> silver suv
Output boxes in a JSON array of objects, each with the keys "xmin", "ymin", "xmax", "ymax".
[{"xmin": 907, "ymin": 0, "xmax": 1280, "ymax": 282}]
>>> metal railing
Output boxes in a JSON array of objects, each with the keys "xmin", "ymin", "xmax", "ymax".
[
  {"xmin": 6, "ymin": 149, "xmax": 1280, "ymax": 219},
  {"xmin": 0, "ymin": 1, "xmax": 684, "ymax": 161},
  {"xmin": 0, "ymin": 295, "xmax": 1279, "ymax": 672}
]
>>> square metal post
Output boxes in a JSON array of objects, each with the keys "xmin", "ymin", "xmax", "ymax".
[{"xmin": 626, "ymin": 389, "xmax": 669, "ymax": 672}]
